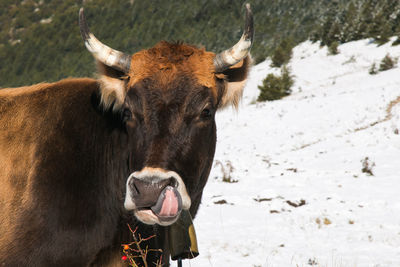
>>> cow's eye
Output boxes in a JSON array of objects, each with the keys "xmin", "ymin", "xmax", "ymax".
[{"xmin": 201, "ymin": 108, "xmax": 212, "ymax": 119}]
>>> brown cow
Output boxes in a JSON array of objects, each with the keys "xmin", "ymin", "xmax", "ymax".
[{"xmin": 0, "ymin": 4, "xmax": 253, "ymax": 266}]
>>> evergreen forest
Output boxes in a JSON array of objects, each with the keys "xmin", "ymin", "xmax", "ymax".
[{"xmin": 1, "ymin": 0, "xmax": 399, "ymax": 87}]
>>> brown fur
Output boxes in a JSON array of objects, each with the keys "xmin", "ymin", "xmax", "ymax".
[
  {"xmin": 129, "ymin": 42, "xmax": 216, "ymax": 90},
  {"xmin": 98, "ymin": 41, "xmax": 250, "ymax": 110},
  {"xmin": 0, "ymin": 41, "xmax": 250, "ymax": 266},
  {"xmin": 218, "ymin": 55, "xmax": 252, "ymax": 109}
]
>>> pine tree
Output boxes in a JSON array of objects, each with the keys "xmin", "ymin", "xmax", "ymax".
[
  {"xmin": 340, "ymin": 2, "xmax": 357, "ymax": 42},
  {"xmin": 355, "ymin": 0, "xmax": 377, "ymax": 39},
  {"xmin": 271, "ymin": 38, "xmax": 293, "ymax": 68},
  {"xmin": 319, "ymin": 1, "xmax": 339, "ymax": 46},
  {"xmin": 370, "ymin": 9, "xmax": 390, "ymax": 45},
  {"xmin": 257, "ymin": 66, "xmax": 294, "ymax": 102},
  {"xmin": 327, "ymin": 21, "xmax": 341, "ymax": 44}
]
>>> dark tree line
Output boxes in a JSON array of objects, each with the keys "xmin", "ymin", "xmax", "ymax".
[
  {"xmin": 1, "ymin": 0, "xmax": 399, "ymax": 88},
  {"xmin": 0, "ymin": 0, "xmax": 330, "ymax": 87},
  {"xmin": 312, "ymin": 0, "xmax": 400, "ymax": 47}
]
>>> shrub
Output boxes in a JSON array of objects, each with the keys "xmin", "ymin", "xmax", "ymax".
[
  {"xmin": 361, "ymin": 157, "xmax": 375, "ymax": 176},
  {"xmin": 368, "ymin": 63, "xmax": 378, "ymax": 75},
  {"xmin": 392, "ymin": 37, "xmax": 400, "ymax": 46},
  {"xmin": 122, "ymin": 225, "xmax": 163, "ymax": 266},
  {"xmin": 328, "ymin": 41, "xmax": 339, "ymax": 55},
  {"xmin": 258, "ymin": 66, "xmax": 294, "ymax": 101},
  {"xmin": 215, "ymin": 160, "xmax": 237, "ymax": 183},
  {"xmin": 379, "ymin": 54, "xmax": 397, "ymax": 71}
]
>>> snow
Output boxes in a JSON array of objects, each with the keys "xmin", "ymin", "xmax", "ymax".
[{"xmin": 182, "ymin": 38, "xmax": 400, "ymax": 267}]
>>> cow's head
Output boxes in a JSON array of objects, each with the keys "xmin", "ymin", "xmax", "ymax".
[{"xmin": 79, "ymin": 5, "xmax": 253, "ymax": 226}]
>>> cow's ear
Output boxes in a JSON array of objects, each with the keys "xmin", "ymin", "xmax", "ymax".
[
  {"xmin": 97, "ymin": 61, "xmax": 128, "ymax": 112},
  {"xmin": 217, "ymin": 55, "xmax": 252, "ymax": 110}
]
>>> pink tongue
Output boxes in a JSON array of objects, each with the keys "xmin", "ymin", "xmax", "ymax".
[{"xmin": 158, "ymin": 189, "xmax": 179, "ymax": 217}]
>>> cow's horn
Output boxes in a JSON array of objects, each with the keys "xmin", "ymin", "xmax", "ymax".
[
  {"xmin": 213, "ymin": 3, "xmax": 254, "ymax": 73},
  {"xmin": 79, "ymin": 8, "xmax": 131, "ymax": 73}
]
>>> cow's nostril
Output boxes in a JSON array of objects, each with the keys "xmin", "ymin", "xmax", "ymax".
[
  {"xmin": 156, "ymin": 178, "xmax": 172, "ymax": 191},
  {"xmin": 133, "ymin": 183, "xmax": 140, "ymax": 195},
  {"xmin": 129, "ymin": 178, "xmax": 140, "ymax": 196},
  {"xmin": 168, "ymin": 177, "xmax": 178, "ymax": 188}
]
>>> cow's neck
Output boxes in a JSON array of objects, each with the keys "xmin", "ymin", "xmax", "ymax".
[{"xmin": 0, "ymin": 78, "xmax": 134, "ymax": 264}]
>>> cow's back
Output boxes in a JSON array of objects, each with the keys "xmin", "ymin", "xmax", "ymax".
[{"xmin": 0, "ymin": 78, "xmax": 99, "ymax": 216}]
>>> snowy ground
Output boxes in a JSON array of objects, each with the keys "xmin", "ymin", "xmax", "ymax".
[{"xmin": 183, "ymin": 38, "xmax": 400, "ymax": 267}]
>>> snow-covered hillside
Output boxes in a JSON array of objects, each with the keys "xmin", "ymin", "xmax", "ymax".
[{"xmin": 184, "ymin": 38, "xmax": 400, "ymax": 267}]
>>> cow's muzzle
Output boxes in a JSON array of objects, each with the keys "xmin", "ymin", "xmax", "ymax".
[{"xmin": 124, "ymin": 168, "xmax": 191, "ymax": 226}]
